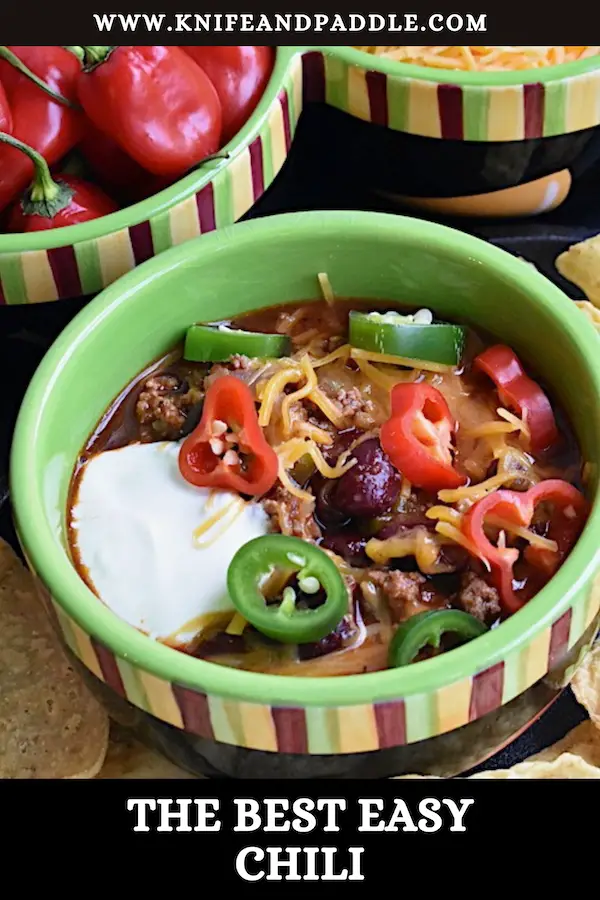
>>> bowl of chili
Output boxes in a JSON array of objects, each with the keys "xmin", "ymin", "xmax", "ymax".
[
  {"xmin": 10, "ymin": 211, "xmax": 600, "ymax": 778},
  {"xmin": 2, "ymin": 45, "xmax": 600, "ymax": 305}
]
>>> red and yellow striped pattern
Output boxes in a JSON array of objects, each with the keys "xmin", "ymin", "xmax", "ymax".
[{"xmin": 33, "ymin": 568, "xmax": 600, "ymax": 755}]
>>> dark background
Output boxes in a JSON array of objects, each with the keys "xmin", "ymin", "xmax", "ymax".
[
  {"xmin": 0, "ymin": 3, "xmax": 596, "ymax": 45},
  {"xmin": 0, "ymin": 102, "xmax": 596, "ymax": 774}
]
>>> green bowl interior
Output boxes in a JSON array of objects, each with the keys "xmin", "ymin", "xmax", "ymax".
[{"xmin": 10, "ymin": 211, "xmax": 600, "ymax": 706}]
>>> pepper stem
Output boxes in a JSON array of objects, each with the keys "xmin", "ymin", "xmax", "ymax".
[
  {"xmin": 64, "ymin": 46, "xmax": 85, "ymax": 62},
  {"xmin": 0, "ymin": 46, "xmax": 80, "ymax": 110},
  {"xmin": 0, "ymin": 132, "xmax": 74, "ymax": 218},
  {"xmin": 192, "ymin": 151, "xmax": 231, "ymax": 169},
  {"xmin": 81, "ymin": 46, "xmax": 115, "ymax": 67}
]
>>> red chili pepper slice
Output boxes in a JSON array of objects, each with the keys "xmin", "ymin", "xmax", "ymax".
[
  {"xmin": 380, "ymin": 382, "xmax": 467, "ymax": 493},
  {"xmin": 179, "ymin": 376, "xmax": 278, "ymax": 496},
  {"xmin": 462, "ymin": 479, "xmax": 588, "ymax": 613},
  {"xmin": 474, "ymin": 345, "xmax": 558, "ymax": 453},
  {"xmin": 0, "ymin": 46, "xmax": 83, "ymax": 214},
  {"xmin": 77, "ymin": 46, "xmax": 222, "ymax": 179}
]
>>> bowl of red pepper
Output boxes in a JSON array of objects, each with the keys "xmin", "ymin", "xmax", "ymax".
[
  {"xmin": 3, "ymin": 45, "xmax": 600, "ymax": 306},
  {"xmin": 10, "ymin": 210, "xmax": 600, "ymax": 778},
  {"xmin": 0, "ymin": 44, "xmax": 288, "ymax": 305},
  {"xmin": 0, "ymin": 46, "xmax": 600, "ymax": 305}
]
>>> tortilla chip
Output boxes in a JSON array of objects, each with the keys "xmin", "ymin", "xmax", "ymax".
[
  {"xmin": 97, "ymin": 725, "xmax": 197, "ymax": 779},
  {"xmin": 392, "ymin": 774, "xmax": 441, "ymax": 779},
  {"xmin": 530, "ymin": 720, "xmax": 600, "ymax": 768},
  {"xmin": 556, "ymin": 235, "xmax": 600, "ymax": 307},
  {"xmin": 394, "ymin": 706, "xmax": 600, "ymax": 779},
  {"xmin": 575, "ymin": 300, "xmax": 600, "ymax": 332},
  {"xmin": 469, "ymin": 753, "xmax": 600, "ymax": 779},
  {"xmin": 570, "ymin": 643, "xmax": 600, "ymax": 728},
  {"xmin": 0, "ymin": 539, "xmax": 109, "ymax": 778}
]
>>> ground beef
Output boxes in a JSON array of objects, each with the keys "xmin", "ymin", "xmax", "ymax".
[
  {"xmin": 321, "ymin": 383, "xmax": 378, "ymax": 431},
  {"xmin": 262, "ymin": 485, "xmax": 322, "ymax": 541},
  {"xmin": 456, "ymin": 571, "xmax": 501, "ymax": 624},
  {"xmin": 135, "ymin": 374, "xmax": 203, "ymax": 442},
  {"xmin": 204, "ymin": 354, "xmax": 255, "ymax": 388},
  {"xmin": 365, "ymin": 569, "xmax": 439, "ymax": 623}
]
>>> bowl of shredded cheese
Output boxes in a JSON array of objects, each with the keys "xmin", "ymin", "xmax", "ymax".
[
  {"xmin": 352, "ymin": 46, "xmax": 599, "ymax": 73},
  {"xmin": 303, "ymin": 45, "xmax": 600, "ymax": 217}
]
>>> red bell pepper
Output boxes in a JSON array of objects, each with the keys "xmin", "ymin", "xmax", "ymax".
[
  {"xmin": 77, "ymin": 46, "xmax": 222, "ymax": 179},
  {"xmin": 0, "ymin": 46, "xmax": 83, "ymax": 214},
  {"xmin": 1, "ymin": 132, "xmax": 118, "ymax": 233},
  {"xmin": 179, "ymin": 376, "xmax": 278, "ymax": 496},
  {"xmin": 78, "ymin": 122, "xmax": 172, "ymax": 204},
  {"xmin": 462, "ymin": 479, "xmax": 588, "ymax": 613},
  {"xmin": 0, "ymin": 80, "xmax": 12, "ymax": 133},
  {"xmin": 380, "ymin": 382, "xmax": 467, "ymax": 493},
  {"xmin": 474, "ymin": 345, "xmax": 558, "ymax": 453},
  {"xmin": 182, "ymin": 46, "xmax": 274, "ymax": 145}
]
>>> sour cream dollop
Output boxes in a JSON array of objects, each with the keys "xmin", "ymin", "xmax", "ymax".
[{"xmin": 70, "ymin": 441, "xmax": 270, "ymax": 646}]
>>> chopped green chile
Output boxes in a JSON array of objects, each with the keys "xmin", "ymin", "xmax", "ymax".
[
  {"xmin": 227, "ymin": 535, "xmax": 348, "ymax": 644},
  {"xmin": 388, "ymin": 609, "xmax": 487, "ymax": 668},
  {"xmin": 184, "ymin": 323, "xmax": 291, "ymax": 363},
  {"xmin": 349, "ymin": 310, "xmax": 466, "ymax": 366}
]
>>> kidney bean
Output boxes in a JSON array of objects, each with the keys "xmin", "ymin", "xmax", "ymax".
[
  {"xmin": 331, "ymin": 438, "xmax": 401, "ymax": 518},
  {"xmin": 321, "ymin": 531, "xmax": 369, "ymax": 567},
  {"xmin": 322, "ymin": 427, "xmax": 363, "ymax": 463},
  {"xmin": 297, "ymin": 616, "xmax": 355, "ymax": 660},
  {"xmin": 314, "ymin": 476, "xmax": 351, "ymax": 528},
  {"xmin": 378, "ymin": 513, "xmax": 435, "ymax": 539}
]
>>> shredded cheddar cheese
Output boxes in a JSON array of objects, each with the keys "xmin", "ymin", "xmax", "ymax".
[
  {"xmin": 295, "ymin": 421, "xmax": 334, "ymax": 445},
  {"xmin": 427, "ymin": 505, "xmax": 558, "ymax": 553},
  {"xmin": 354, "ymin": 356, "xmax": 422, "ymax": 390},
  {"xmin": 280, "ymin": 355, "xmax": 318, "ymax": 437},
  {"xmin": 497, "ymin": 407, "xmax": 530, "ymax": 440},
  {"xmin": 192, "ymin": 498, "xmax": 246, "ymax": 548},
  {"xmin": 463, "ymin": 421, "xmax": 518, "ymax": 439},
  {"xmin": 366, "ymin": 528, "xmax": 446, "ymax": 574},
  {"xmin": 257, "ymin": 363, "xmax": 302, "ymax": 426},
  {"xmin": 350, "ymin": 346, "xmax": 454, "ymax": 374},
  {"xmin": 275, "ymin": 432, "xmax": 357, "ymax": 501},
  {"xmin": 438, "ymin": 471, "xmax": 516, "ymax": 505},
  {"xmin": 226, "ymin": 612, "xmax": 249, "ymax": 636},
  {"xmin": 426, "ymin": 505, "xmax": 462, "ymax": 525},
  {"xmin": 486, "ymin": 516, "xmax": 558, "ymax": 552},
  {"xmin": 278, "ymin": 437, "xmax": 356, "ymax": 478},
  {"xmin": 277, "ymin": 461, "xmax": 314, "ymax": 502},
  {"xmin": 317, "ymin": 272, "xmax": 335, "ymax": 303},
  {"xmin": 310, "ymin": 343, "xmax": 351, "ymax": 368},
  {"xmin": 434, "ymin": 521, "xmax": 489, "ymax": 566},
  {"xmin": 307, "ymin": 385, "xmax": 346, "ymax": 426},
  {"xmin": 354, "ymin": 46, "xmax": 599, "ymax": 72}
]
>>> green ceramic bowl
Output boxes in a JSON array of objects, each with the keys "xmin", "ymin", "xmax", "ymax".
[
  {"xmin": 3, "ymin": 47, "xmax": 600, "ymax": 306},
  {"xmin": 10, "ymin": 211, "xmax": 600, "ymax": 778}
]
